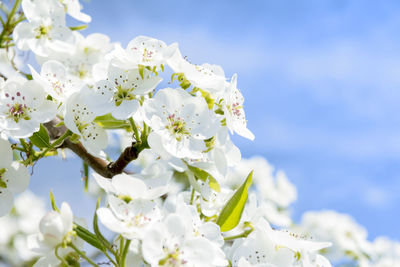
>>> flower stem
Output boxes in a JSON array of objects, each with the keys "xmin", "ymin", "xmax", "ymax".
[
  {"xmin": 54, "ymin": 245, "xmax": 70, "ymax": 266},
  {"xmin": 0, "ymin": 0, "xmax": 23, "ymax": 48},
  {"xmin": 129, "ymin": 118, "xmax": 141, "ymax": 143},
  {"xmin": 223, "ymin": 228, "xmax": 253, "ymax": 241},
  {"xmin": 69, "ymin": 242, "xmax": 99, "ymax": 267},
  {"xmin": 120, "ymin": 239, "xmax": 131, "ymax": 267}
]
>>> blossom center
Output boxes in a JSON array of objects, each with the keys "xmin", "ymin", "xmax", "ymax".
[
  {"xmin": 114, "ymin": 85, "xmax": 135, "ymax": 106},
  {"xmin": 228, "ymin": 102, "xmax": 242, "ymax": 117},
  {"xmin": 142, "ymin": 48, "xmax": 154, "ymax": 62},
  {"xmin": 166, "ymin": 114, "xmax": 189, "ymax": 141},
  {"xmin": 7, "ymin": 103, "xmax": 30, "ymax": 122},
  {"xmin": 35, "ymin": 24, "xmax": 52, "ymax": 39},
  {"xmin": 159, "ymin": 246, "xmax": 187, "ymax": 266}
]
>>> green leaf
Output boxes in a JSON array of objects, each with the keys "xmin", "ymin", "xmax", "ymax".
[
  {"xmin": 74, "ymin": 224, "xmax": 104, "ymax": 252},
  {"xmin": 29, "ymin": 124, "xmax": 50, "ymax": 148},
  {"xmin": 216, "ymin": 171, "xmax": 253, "ymax": 232},
  {"xmin": 94, "ymin": 113, "xmax": 129, "ymax": 129},
  {"xmin": 187, "ymin": 165, "xmax": 220, "ymax": 192}
]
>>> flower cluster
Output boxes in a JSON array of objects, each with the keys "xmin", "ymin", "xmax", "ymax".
[{"xmin": 0, "ymin": 0, "xmax": 397, "ymax": 267}]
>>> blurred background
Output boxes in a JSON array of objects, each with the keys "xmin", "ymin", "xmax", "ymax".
[{"xmin": 31, "ymin": 0, "xmax": 400, "ymax": 241}]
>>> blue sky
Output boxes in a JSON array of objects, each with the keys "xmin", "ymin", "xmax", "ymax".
[{"xmin": 30, "ymin": 0, "xmax": 400, "ymax": 241}]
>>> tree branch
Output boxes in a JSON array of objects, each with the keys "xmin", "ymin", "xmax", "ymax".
[{"xmin": 44, "ymin": 118, "xmax": 143, "ymax": 179}]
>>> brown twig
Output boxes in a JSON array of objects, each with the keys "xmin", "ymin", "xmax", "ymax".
[{"xmin": 44, "ymin": 118, "xmax": 144, "ymax": 179}]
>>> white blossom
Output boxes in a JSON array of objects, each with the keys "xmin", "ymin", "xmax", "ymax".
[
  {"xmin": 90, "ymin": 65, "xmax": 162, "ymax": 119},
  {"xmin": 165, "ymin": 44, "xmax": 226, "ymax": 93},
  {"xmin": 145, "ymin": 87, "xmax": 219, "ymax": 159},
  {"xmin": 64, "ymin": 89, "xmax": 108, "ymax": 156},
  {"xmin": 14, "ymin": 0, "xmax": 74, "ymax": 57},
  {"xmin": 142, "ymin": 213, "xmax": 228, "ymax": 266},
  {"xmin": 111, "ymin": 36, "xmax": 172, "ymax": 69},
  {"xmin": 221, "ymin": 74, "xmax": 254, "ymax": 140}
]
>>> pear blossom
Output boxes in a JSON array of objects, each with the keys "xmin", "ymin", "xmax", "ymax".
[
  {"xmin": 90, "ymin": 65, "xmax": 162, "ymax": 119},
  {"xmin": 230, "ymin": 218, "xmax": 331, "ymax": 267},
  {"xmin": 298, "ymin": 210, "xmax": 372, "ymax": 262},
  {"xmin": 28, "ymin": 202, "xmax": 82, "ymax": 267},
  {"xmin": 142, "ymin": 213, "xmax": 228, "ymax": 267},
  {"xmin": 221, "ymin": 74, "xmax": 254, "ymax": 140},
  {"xmin": 30, "ymin": 60, "xmax": 80, "ymax": 103},
  {"xmin": 111, "ymin": 36, "xmax": 171, "ymax": 69},
  {"xmin": 36, "ymin": 32, "xmax": 114, "ymax": 83},
  {"xmin": 97, "ymin": 195, "xmax": 162, "ymax": 240},
  {"xmin": 0, "ymin": 78, "xmax": 57, "ymax": 138},
  {"xmin": 28, "ymin": 202, "xmax": 74, "ymax": 253},
  {"xmin": 14, "ymin": 0, "xmax": 74, "ymax": 57},
  {"xmin": 165, "ymin": 44, "xmax": 226, "ymax": 93},
  {"xmin": 145, "ymin": 87, "xmax": 219, "ymax": 159},
  {"xmin": 64, "ymin": 89, "xmax": 108, "ymax": 156},
  {"xmin": 0, "ymin": 137, "xmax": 30, "ymax": 216}
]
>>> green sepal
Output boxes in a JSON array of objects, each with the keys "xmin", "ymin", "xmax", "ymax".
[
  {"xmin": 50, "ymin": 190, "xmax": 60, "ymax": 212},
  {"xmin": 69, "ymin": 25, "xmax": 88, "ymax": 31}
]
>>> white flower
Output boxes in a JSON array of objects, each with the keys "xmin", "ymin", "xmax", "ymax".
[
  {"xmin": 221, "ymin": 74, "xmax": 254, "ymax": 140},
  {"xmin": 28, "ymin": 202, "xmax": 74, "ymax": 254},
  {"xmin": 28, "ymin": 202, "xmax": 83, "ymax": 267},
  {"xmin": 230, "ymin": 218, "xmax": 331, "ymax": 267},
  {"xmin": 0, "ymin": 78, "xmax": 57, "ymax": 138},
  {"xmin": 14, "ymin": 0, "xmax": 74, "ymax": 57},
  {"xmin": 97, "ymin": 195, "xmax": 162, "ymax": 240},
  {"xmin": 93, "ymin": 172, "xmax": 169, "ymax": 200},
  {"xmin": 0, "ymin": 137, "xmax": 30, "ymax": 216},
  {"xmin": 165, "ymin": 44, "xmax": 226, "ymax": 93},
  {"xmin": 298, "ymin": 210, "xmax": 372, "ymax": 262},
  {"xmin": 30, "ymin": 60, "xmax": 80, "ymax": 103},
  {"xmin": 111, "ymin": 36, "xmax": 171, "ymax": 69},
  {"xmin": 36, "ymin": 32, "xmax": 114, "ymax": 84},
  {"xmin": 64, "ymin": 89, "xmax": 108, "ymax": 156},
  {"xmin": 145, "ymin": 87, "xmax": 219, "ymax": 159},
  {"xmin": 142, "ymin": 213, "xmax": 228, "ymax": 266},
  {"xmin": 90, "ymin": 65, "xmax": 162, "ymax": 119}
]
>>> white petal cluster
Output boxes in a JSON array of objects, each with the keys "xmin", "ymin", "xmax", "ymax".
[
  {"xmin": 0, "ymin": 77, "xmax": 57, "ymax": 138},
  {"xmin": 230, "ymin": 218, "xmax": 331, "ymax": 267},
  {"xmin": 28, "ymin": 202, "xmax": 82, "ymax": 267},
  {"xmin": 145, "ymin": 87, "xmax": 219, "ymax": 159},
  {"xmin": 0, "ymin": 1, "xmax": 395, "ymax": 267}
]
